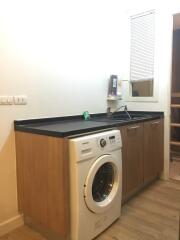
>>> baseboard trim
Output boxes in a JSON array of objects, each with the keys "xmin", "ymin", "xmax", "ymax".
[{"xmin": 0, "ymin": 214, "xmax": 24, "ymax": 237}]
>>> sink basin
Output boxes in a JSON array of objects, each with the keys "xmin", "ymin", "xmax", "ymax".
[
  {"xmin": 109, "ymin": 113, "xmax": 151, "ymax": 120},
  {"xmin": 91, "ymin": 114, "xmax": 152, "ymax": 123},
  {"xmin": 91, "ymin": 117, "xmax": 124, "ymax": 123}
]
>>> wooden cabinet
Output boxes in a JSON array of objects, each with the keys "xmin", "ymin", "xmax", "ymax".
[
  {"xmin": 120, "ymin": 118, "xmax": 164, "ymax": 200},
  {"xmin": 15, "ymin": 117, "xmax": 164, "ymax": 238},
  {"xmin": 15, "ymin": 132, "xmax": 70, "ymax": 240},
  {"xmin": 120, "ymin": 123, "xmax": 143, "ymax": 197},
  {"xmin": 144, "ymin": 119, "xmax": 164, "ymax": 182}
]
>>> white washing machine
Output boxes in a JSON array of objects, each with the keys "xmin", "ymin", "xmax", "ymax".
[{"xmin": 69, "ymin": 129, "xmax": 122, "ymax": 240}]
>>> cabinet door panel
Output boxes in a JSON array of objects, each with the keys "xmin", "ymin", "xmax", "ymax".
[
  {"xmin": 15, "ymin": 132, "xmax": 69, "ymax": 238},
  {"xmin": 144, "ymin": 119, "xmax": 164, "ymax": 182},
  {"xmin": 126, "ymin": 124, "xmax": 144, "ymax": 193},
  {"xmin": 120, "ymin": 123, "xmax": 144, "ymax": 196}
]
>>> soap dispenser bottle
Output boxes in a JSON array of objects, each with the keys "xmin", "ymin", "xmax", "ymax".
[{"xmin": 108, "ymin": 75, "xmax": 118, "ymax": 96}]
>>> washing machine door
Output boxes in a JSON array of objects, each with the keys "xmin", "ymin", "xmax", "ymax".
[{"xmin": 84, "ymin": 154, "xmax": 120, "ymax": 214}]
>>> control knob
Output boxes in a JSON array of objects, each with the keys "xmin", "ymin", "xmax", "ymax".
[{"xmin": 100, "ymin": 138, "xmax": 106, "ymax": 148}]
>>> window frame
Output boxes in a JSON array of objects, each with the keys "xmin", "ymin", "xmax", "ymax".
[{"xmin": 124, "ymin": 9, "xmax": 159, "ymax": 102}]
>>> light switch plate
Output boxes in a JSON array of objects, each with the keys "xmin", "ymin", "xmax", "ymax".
[{"xmin": 14, "ymin": 95, "xmax": 27, "ymax": 105}]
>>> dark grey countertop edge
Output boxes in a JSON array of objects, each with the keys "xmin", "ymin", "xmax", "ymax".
[
  {"xmin": 14, "ymin": 111, "xmax": 164, "ymax": 126},
  {"xmin": 14, "ymin": 112, "xmax": 164, "ymax": 138},
  {"xmin": 14, "ymin": 124, "xmax": 114, "ymax": 138}
]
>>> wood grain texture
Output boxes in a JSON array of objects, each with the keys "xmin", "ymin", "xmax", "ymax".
[
  {"xmin": 172, "ymin": 92, "xmax": 180, "ymax": 98},
  {"xmin": 171, "ymin": 123, "xmax": 180, "ymax": 127},
  {"xmin": 2, "ymin": 180, "xmax": 180, "ymax": 240},
  {"xmin": 171, "ymin": 57, "xmax": 180, "ymax": 153},
  {"xmin": 171, "ymin": 104, "xmax": 180, "ymax": 108},
  {"xmin": 143, "ymin": 119, "xmax": 164, "ymax": 182},
  {"xmin": 120, "ymin": 123, "xmax": 144, "ymax": 196},
  {"xmin": 171, "ymin": 141, "xmax": 180, "ymax": 146},
  {"xmin": 15, "ymin": 132, "xmax": 69, "ymax": 239}
]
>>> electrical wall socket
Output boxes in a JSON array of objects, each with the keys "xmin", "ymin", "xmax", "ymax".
[
  {"xmin": 14, "ymin": 95, "xmax": 27, "ymax": 105},
  {"xmin": 0, "ymin": 96, "xmax": 14, "ymax": 105}
]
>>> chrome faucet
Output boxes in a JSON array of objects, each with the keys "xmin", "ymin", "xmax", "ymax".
[
  {"xmin": 106, "ymin": 107, "xmax": 111, "ymax": 116},
  {"xmin": 107, "ymin": 105, "xmax": 132, "ymax": 119}
]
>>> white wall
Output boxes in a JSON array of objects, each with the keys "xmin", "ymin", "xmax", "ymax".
[
  {"xmin": 1, "ymin": 0, "xmax": 180, "ymax": 232},
  {"xmin": 0, "ymin": 0, "xmax": 130, "ymax": 230}
]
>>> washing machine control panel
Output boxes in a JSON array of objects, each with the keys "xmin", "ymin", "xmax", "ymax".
[
  {"xmin": 98, "ymin": 134, "xmax": 120, "ymax": 149},
  {"xmin": 109, "ymin": 135, "xmax": 116, "ymax": 144}
]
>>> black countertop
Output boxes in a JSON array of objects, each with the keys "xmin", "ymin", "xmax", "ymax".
[{"xmin": 14, "ymin": 111, "xmax": 164, "ymax": 138}]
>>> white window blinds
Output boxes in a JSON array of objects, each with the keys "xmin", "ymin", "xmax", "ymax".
[{"xmin": 130, "ymin": 10, "xmax": 155, "ymax": 82}]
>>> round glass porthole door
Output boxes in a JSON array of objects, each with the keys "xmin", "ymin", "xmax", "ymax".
[
  {"xmin": 84, "ymin": 155, "xmax": 120, "ymax": 213},
  {"xmin": 92, "ymin": 162, "xmax": 114, "ymax": 202}
]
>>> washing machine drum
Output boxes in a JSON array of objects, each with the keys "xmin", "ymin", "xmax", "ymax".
[{"xmin": 84, "ymin": 154, "xmax": 120, "ymax": 214}]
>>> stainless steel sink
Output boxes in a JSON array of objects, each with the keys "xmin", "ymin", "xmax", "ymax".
[
  {"xmin": 91, "ymin": 117, "xmax": 124, "ymax": 123},
  {"xmin": 91, "ymin": 114, "xmax": 152, "ymax": 123},
  {"xmin": 109, "ymin": 114, "xmax": 151, "ymax": 120}
]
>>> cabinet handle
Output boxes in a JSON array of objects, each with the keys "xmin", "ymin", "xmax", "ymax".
[
  {"xmin": 127, "ymin": 126, "xmax": 140, "ymax": 130},
  {"xmin": 151, "ymin": 121, "xmax": 160, "ymax": 125}
]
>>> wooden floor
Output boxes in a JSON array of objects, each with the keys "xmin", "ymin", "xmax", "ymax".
[{"xmin": 1, "ymin": 180, "xmax": 180, "ymax": 240}]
